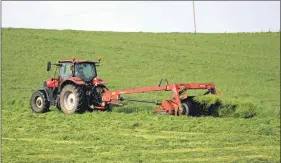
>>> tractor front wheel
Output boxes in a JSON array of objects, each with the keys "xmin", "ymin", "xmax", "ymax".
[
  {"xmin": 60, "ymin": 85, "xmax": 87, "ymax": 114},
  {"xmin": 30, "ymin": 90, "xmax": 50, "ymax": 113}
]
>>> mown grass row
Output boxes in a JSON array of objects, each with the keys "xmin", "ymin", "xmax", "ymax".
[{"xmin": 2, "ymin": 103, "xmax": 280, "ymax": 163}]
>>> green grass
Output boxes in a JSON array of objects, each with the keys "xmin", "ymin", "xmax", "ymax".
[{"xmin": 2, "ymin": 28, "xmax": 280, "ymax": 162}]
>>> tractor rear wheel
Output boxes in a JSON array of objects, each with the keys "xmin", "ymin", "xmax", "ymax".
[
  {"xmin": 59, "ymin": 84, "xmax": 87, "ymax": 114},
  {"xmin": 56, "ymin": 95, "xmax": 61, "ymax": 110},
  {"xmin": 30, "ymin": 90, "xmax": 50, "ymax": 113}
]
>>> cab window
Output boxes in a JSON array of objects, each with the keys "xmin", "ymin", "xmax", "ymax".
[{"xmin": 60, "ymin": 63, "xmax": 72, "ymax": 80}]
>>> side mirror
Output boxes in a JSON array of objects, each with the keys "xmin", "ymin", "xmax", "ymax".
[{"xmin": 47, "ymin": 61, "xmax": 51, "ymax": 71}]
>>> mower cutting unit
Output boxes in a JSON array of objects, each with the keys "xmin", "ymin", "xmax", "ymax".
[{"xmin": 30, "ymin": 57, "xmax": 219, "ymax": 116}]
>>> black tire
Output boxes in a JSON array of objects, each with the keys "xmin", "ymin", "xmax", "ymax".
[
  {"xmin": 56, "ymin": 95, "xmax": 61, "ymax": 110},
  {"xmin": 181, "ymin": 102, "xmax": 191, "ymax": 116},
  {"xmin": 105, "ymin": 104, "xmax": 113, "ymax": 112},
  {"xmin": 182, "ymin": 98, "xmax": 198, "ymax": 116},
  {"xmin": 30, "ymin": 90, "xmax": 50, "ymax": 113},
  {"xmin": 59, "ymin": 84, "xmax": 87, "ymax": 114},
  {"xmin": 181, "ymin": 98, "xmax": 201, "ymax": 116}
]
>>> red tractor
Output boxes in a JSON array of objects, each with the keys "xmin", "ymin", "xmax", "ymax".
[{"xmin": 30, "ymin": 57, "xmax": 219, "ymax": 116}]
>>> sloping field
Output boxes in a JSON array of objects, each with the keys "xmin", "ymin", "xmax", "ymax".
[{"xmin": 1, "ymin": 28, "xmax": 280, "ymax": 162}]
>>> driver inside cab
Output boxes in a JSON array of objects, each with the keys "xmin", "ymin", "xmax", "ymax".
[{"xmin": 75, "ymin": 64, "xmax": 86, "ymax": 80}]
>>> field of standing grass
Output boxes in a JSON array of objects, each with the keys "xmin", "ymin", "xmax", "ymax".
[{"xmin": 1, "ymin": 28, "xmax": 280, "ymax": 162}]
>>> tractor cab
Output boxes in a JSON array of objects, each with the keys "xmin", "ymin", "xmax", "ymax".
[
  {"xmin": 59, "ymin": 61, "xmax": 97, "ymax": 82},
  {"xmin": 46, "ymin": 56, "xmax": 102, "ymax": 88}
]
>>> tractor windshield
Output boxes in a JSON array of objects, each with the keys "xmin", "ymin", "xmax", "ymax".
[{"xmin": 74, "ymin": 63, "xmax": 97, "ymax": 82}]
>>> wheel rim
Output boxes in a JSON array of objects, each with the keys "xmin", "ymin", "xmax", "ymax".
[
  {"xmin": 35, "ymin": 96, "xmax": 43, "ymax": 108},
  {"xmin": 64, "ymin": 91, "xmax": 76, "ymax": 111}
]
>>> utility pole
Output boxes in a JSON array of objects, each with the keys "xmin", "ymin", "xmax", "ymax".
[{"xmin": 192, "ymin": 1, "xmax": 197, "ymax": 34}]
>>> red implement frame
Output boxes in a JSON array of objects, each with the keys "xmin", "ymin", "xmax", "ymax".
[{"xmin": 99, "ymin": 81, "xmax": 218, "ymax": 116}]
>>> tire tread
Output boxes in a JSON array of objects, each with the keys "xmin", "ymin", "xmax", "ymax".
[{"xmin": 30, "ymin": 90, "xmax": 50, "ymax": 113}]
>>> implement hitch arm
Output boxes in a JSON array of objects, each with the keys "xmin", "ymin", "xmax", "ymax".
[{"xmin": 119, "ymin": 97, "xmax": 161, "ymax": 105}]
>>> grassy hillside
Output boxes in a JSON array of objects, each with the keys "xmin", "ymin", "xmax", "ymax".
[{"xmin": 1, "ymin": 28, "xmax": 280, "ymax": 162}]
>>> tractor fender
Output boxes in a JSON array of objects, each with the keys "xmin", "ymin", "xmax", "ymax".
[
  {"xmin": 60, "ymin": 78, "xmax": 85, "ymax": 89},
  {"xmin": 93, "ymin": 77, "xmax": 106, "ymax": 86}
]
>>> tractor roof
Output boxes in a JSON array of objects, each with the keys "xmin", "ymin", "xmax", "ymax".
[
  {"xmin": 59, "ymin": 60, "xmax": 98, "ymax": 64},
  {"xmin": 58, "ymin": 56, "xmax": 101, "ymax": 64}
]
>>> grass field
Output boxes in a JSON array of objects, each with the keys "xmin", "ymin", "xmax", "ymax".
[{"xmin": 1, "ymin": 28, "xmax": 280, "ymax": 162}]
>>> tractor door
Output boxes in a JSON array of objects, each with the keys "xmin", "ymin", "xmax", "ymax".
[{"xmin": 59, "ymin": 63, "xmax": 73, "ymax": 81}]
